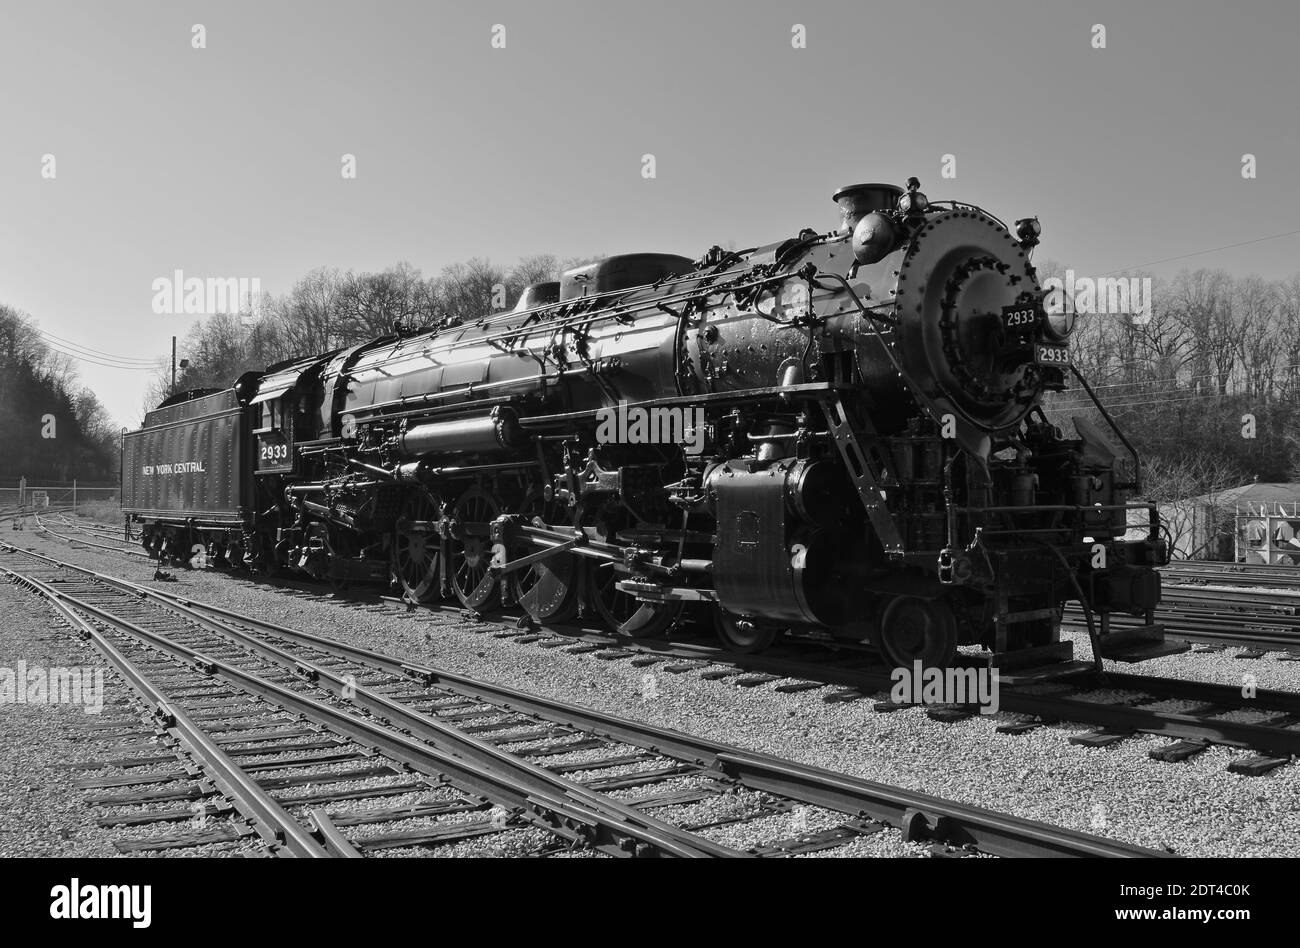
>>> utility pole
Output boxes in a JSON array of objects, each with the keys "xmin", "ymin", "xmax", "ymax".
[{"xmin": 171, "ymin": 336, "xmax": 177, "ymax": 394}]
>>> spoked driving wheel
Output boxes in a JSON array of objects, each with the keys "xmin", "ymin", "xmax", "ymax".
[
  {"xmin": 876, "ymin": 595, "xmax": 959, "ymax": 669},
  {"xmin": 586, "ymin": 560, "xmax": 682, "ymax": 638},
  {"xmin": 393, "ymin": 492, "xmax": 443, "ymax": 603},
  {"xmin": 451, "ymin": 487, "xmax": 501, "ymax": 610},
  {"xmin": 510, "ymin": 489, "xmax": 581, "ymax": 624}
]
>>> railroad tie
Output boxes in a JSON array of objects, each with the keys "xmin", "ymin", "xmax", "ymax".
[
  {"xmin": 1148, "ymin": 739, "xmax": 1209, "ymax": 762},
  {"xmin": 1228, "ymin": 754, "xmax": 1289, "ymax": 777},
  {"xmin": 1068, "ymin": 728, "xmax": 1133, "ymax": 748}
]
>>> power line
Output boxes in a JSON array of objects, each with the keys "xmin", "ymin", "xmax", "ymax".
[
  {"xmin": 40, "ymin": 340, "xmax": 161, "ymax": 370},
  {"xmin": 42, "ymin": 347, "xmax": 160, "ymax": 371},
  {"xmin": 1052, "ymin": 391, "xmax": 1281, "ymax": 412},
  {"xmin": 1047, "ymin": 388, "xmax": 1284, "ymax": 413},
  {"xmin": 1051, "ymin": 379, "xmax": 1296, "ymax": 409},
  {"xmin": 1099, "ymin": 229, "xmax": 1300, "ymax": 277},
  {"xmin": 39, "ymin": 329, "xmax": 157, "ymax": 361},
  {"xmin": 39, "ymin": 342, "xmax": 161, "ymax": 372},
  {"xmin": 1048, "ymin": 370, "xmax": 1298, "ymax": 409},
  {"xmin": 1048, "ymin": 359, "xmax": 1300, "ymax": 395},
  {"xmin": 37, "ymin": 329, "xmax": 158, "ymax": 364},
  {"xmin": 1048, "ymin": 372, "xmax": 1300, "ymax": 409}
]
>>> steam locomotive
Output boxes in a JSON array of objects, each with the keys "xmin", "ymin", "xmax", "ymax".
[{"xmin": 121, "ymin": 177, "xmax": 1181, "ymax": 673}]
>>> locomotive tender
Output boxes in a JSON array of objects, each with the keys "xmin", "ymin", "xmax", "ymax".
[{"xmin": 123, "ymin": 178, "xmax": 1182, "ymax": 673}]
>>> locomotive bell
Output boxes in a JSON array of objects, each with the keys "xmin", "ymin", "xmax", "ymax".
[
  {"xmin": 851, "ymin": 212, "xmax": 897, "ymax": 265},
  {"xmin": 832, "ymin": 183, "xmax": 905, "ymax": 234}
]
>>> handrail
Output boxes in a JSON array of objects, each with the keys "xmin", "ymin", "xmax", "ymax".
[{"xmin": 1068, "ymin": 364, "xmax": 1143, "ymax": 493}]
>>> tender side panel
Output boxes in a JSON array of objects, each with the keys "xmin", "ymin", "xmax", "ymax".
[{"xmin": 122, "ymin": 392, "xmax": 244, "ymax": 523}]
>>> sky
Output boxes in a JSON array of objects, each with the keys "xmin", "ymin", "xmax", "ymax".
[{"xmin": 2, "ymin": 0, "xmax": 1297, "ymax": 428}]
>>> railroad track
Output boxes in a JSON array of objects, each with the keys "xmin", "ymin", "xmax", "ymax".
[
  {"xmin": 1064, "ymin": 583, "xmax": 1300, "ymax": 656},
  {"xmin": 1163, "ymin": 560, "xmax": 1300, "ymax": 590},
  {"xmin": 203, "ymin": 564, "xmax": 1300, "ymax": 773},
  {"xmin": 52, "ymin": 513, "xmax": 137, "ymax": 543},
  {"xmin": 0, "ymin": 540, "xmax": 1165, "ymax": 858},
  {"xmin": 243, "ymin": 577, "xmax": 1300, "ymax": 775},
  {"xmin": 1, "ymin": 504, "xmax": 75, "ymax": 526},
  {"xmin": 17, "ymin": 528, "xmax": 1300, "ymax": 776},
  {"xmin": 32, "ymin": 513, "xmax": 150, "ymax": 559}
]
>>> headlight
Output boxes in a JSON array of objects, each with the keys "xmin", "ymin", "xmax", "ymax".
[
  {"xmin": 1043, "ymin": 305, "xmax": 1076, "ymax": 341},
  {"xmin": 898, "ymin": 177, "xmax": 929, "ymax": 220},
  {"xmin": 898, "ymin": 190, "xmax": 929, "ymax": 218},
  {"xmin": 1015, "ymin": 217, "xmax": 1042, "ymax": 248}
]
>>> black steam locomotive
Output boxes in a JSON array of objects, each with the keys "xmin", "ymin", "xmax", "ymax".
[{"xmin": 122, "ymin": 178, "xmax": 1180, "ymax": 673}]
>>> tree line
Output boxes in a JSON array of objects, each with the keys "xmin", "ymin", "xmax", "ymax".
[
  {"xmin": 155, "ymin": 255, "xmax": 575, "ymax": 404},
  {"xmin": 0, "ymin": 305, "xmax": 120, "ymax": 483},
  {"xmin": 1037, "ymin": 263, "xmax": 1300, "ymax": 498}
]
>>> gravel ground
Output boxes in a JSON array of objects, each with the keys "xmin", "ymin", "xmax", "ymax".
[
  {"xmin": 9, "ymin": 529, "xmax": 1300, "ymax": 857},
  {"xmin": 0, "ymin": 577, "xmax": 155, "ymax": 856}
]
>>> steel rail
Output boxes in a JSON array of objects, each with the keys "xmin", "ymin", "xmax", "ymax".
[
  {"xmin": 18, "ymin": 533, "xmax": 1297, "ymax": 761},
  {"xmin": 55, "ymin": 514, "xmax": 135, "ymax": 543},
  {"xmin": 1, "ymin": 541, "xmax": 1165, "ymax": 857},
  {"xmin": 307, "ymin": 808, "xmax": 366, "ymax": 858},
  {"xmin": 0, "ymin": 545, "xmax": 731, "ymax": 858},
  {"xmin": 138, "ymin": 596, "xmax": 741, "ymax": 858},
  {"xmin": 187, "ymin": 602, "xmax": 1169, "ymax": 858},
  {"xmin": 33, "ymin": 515, "xmax": 149, "ymax": 558},
  {"xmin": 1064, "ymin": 604, "xmax": 1300, "ymax": 654},
  {"xmin": 41, "ymin": 552, "xmax": 1166, "ymax": 857},
  {"xmin": 0, "ymin": 565, "xmax": 340, "ymax": 858}
]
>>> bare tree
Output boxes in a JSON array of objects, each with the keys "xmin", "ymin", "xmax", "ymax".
[
  {"xmin": 1140, "ymin": 452, "xmax": 1245, "ymax": 559},
  {"xmin": 271, "ymin": 267, "xmax": 343, "ymax": 355},
  {"xmin": 335, "ymin": 262, "xmax": 439, "ymax": 340},
  {"xmin": 432, "ymin": 258, "xmax": 505, "ymax": 323}
]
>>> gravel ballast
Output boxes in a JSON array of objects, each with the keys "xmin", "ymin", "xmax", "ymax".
[
  {"xmin": 9, "ymin": 529, "xmax": 1300, "ymax": 857},
  {"xmin": 0, "ymin": 577, "xmax": 153, "ymax": 856}
]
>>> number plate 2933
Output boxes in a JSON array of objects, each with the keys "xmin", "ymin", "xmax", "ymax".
[
  {"xmin": 1001, "ymin": 304, "xmax": 1039, "ymax": 331},
  {"xmin": 1034, "ymin": 344, "xmax": 1070, "ymax": 365},
  {"xmin": 259, "ymin": 440, "xmax": 290, "ymax": 464}
]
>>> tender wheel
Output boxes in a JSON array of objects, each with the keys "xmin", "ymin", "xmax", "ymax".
[
  {"xmin": 510, "ymin": 489, "xmax": 580, "ymax": 624},
  {"xmin": 714, "ymin": 609, "xmax": 779, "ymax": 654},
  {"xmin": 393, "ymin": 492, "xmax": 442, "ymax": 603},
  {"xmin": 450, "ymin": 487, "xmax": 501, "ymax": 610},
  {"xmin": 586, "ymin": 561, "xmax": 681, "ymax": 637},
  {"xmin": 876, "ymin": 595, "xmax": 958, "ymax": 669}
]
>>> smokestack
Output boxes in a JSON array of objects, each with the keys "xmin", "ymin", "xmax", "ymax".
[{"xmin": 832, "ymin": 183, "xmax": 904, "ymax": 234}]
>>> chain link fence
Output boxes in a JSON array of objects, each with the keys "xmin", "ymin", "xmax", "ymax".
[{"xmin": 0, "ymin": 479, "xmax": 119, "ymax": 510}]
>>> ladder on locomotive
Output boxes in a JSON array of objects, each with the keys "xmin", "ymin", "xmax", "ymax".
[{"xmin": 818, "ymin": 392, "xmax": 905, "ymax": 558}]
